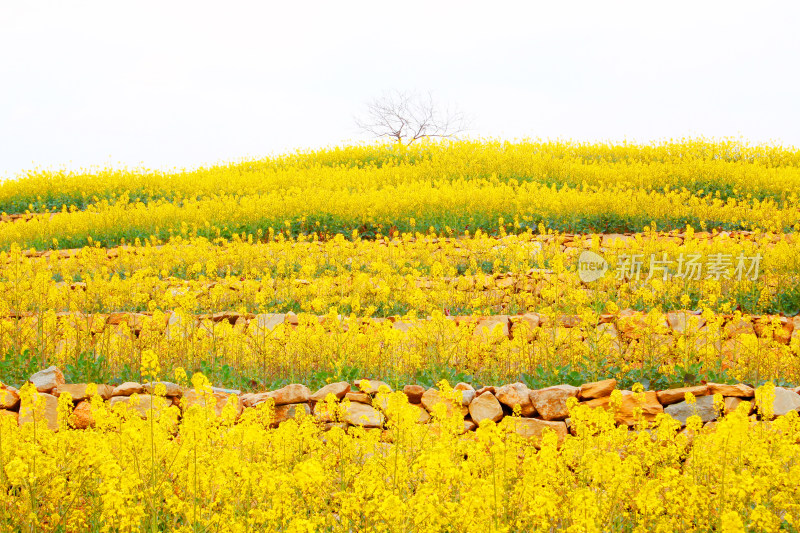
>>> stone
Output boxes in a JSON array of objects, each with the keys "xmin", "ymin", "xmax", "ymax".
[
  {"xmin": 239, "ymin": 392, "xmax": 263, "ymax": 408},
  {"xmin": 392, "ymin": 321, "xmax": 415, "ymax": 333},
  {"xmin": 707, "ymin": 383, "xmax": 754, "ymax": 398},
  {"xmin": 724, "ymin": 319, "xmax": 755, "ymax": 338},
  {"xmin": 182, "ymin": 390, "xmax": 243, "ymax": 418},
  {"xmin": 665, "ymin": 311, "xmax": 705, "ymax": 334},
  {"xmin": 0, "ymin": 384, "xmax": 20, "ymax": 410},
  {"xmin": 475, "ymin": 386, "xmax": 496, "ymax": 397},
  {"xmin": 110, "ymin": 395, "xmax": 171, "ymax": 419},
  {"xmin": 510, "ymin": 314, "xmax": 540, "ymax": 341},
  {"xmin": 758, "ymin": 387, "xmax": 800, "ymax": 417},
  {"xmin": 578, "ymin": 379, "xmax": 617, "ymax": 400},
  {"xmin": 717, "ymin": 338, "xmax": 738, "ymax": 363},
  {"xmin": 345, "ymin": 391, "xmax": 371, "ymax": 405},
  {"xmin": 312, "ymin": 401, "xmax": 340, "ymax": 423},
  {"xmin": 453, "ymin": 383, "xmax": 476, "ymax": 406},
  {"xmin": 596, "ymin": 322, "xmax": 620, "ymax": 339},
  {"xmin": 616, "ymin": 312, "xmax": 650, "ymax": 341},
  {"xmin": 693, "ymin": 336, "xmax": 721, "ymax": 358},
  {"xmin": 421, "ymin": 388, "xmax": 469, "ymax": 417},
  {"xmin": 250, "ymin": 313, "xmax": 286, "ymax": 332},
  {"xmin": 656, "ymin": 385, "xmax": 709, "ymax": 406},
  {"xmin": 468, "ymin": 392, "xmax": 504, "ymax": 424},
  {"xmin": 19, "ymin": 392, "xmax": 59, "ymax": 430},
  {"xmin": 354, "ymin": 380, "xmax": 392, "ymax": 394},
  {"xmin": 583, "ymin": 391, "xmax": 664, "ymax": 426},
  {"xmin": 530, "ymin": 385, "xmax": 580, "ymax": 421},
  {"xmin": 665, "ymin": 395, "xmax": 717, "ymax": 426},
  {"xmin": 54, "ymin": 383, "xmax": 114, "ymax": 401},
  {"xmin": 267, "ymin": 384, "xmax": 311, "ymax": 406},
  {"xmin": 284, "ymin": 312, "xmax": 299, "ymax": 326},
  {"xmin": 105, "ymin": 312, "xmax": 130, "ymax": 326},
  {"xmin": 343, "ymin": 402, "xmax": 384, "ymax": 428},
  {"xmin": 310, "ymin": 382, "xmax": 351, "ymax": 402},
  {"xmin": 95, "ymin": 383, "xmax": 115, "ymax": 400},
  {"xmin": 376, "ymin": 397, "xmax": 429, "ymax": 422},
  {"xmin": 29, "ymin": 366, "xmax": 65, "ymax": 393},
  {"xmin": 454, "ymin": 382, "xmax": 475, "ymax": 392},
  {"xmin": 111, "ymin": 382, "xmax": 144, "ymax": 397},
  {"xmin": 536, "ymin": 326, "xmax": 581, "ymax": 348},
  {"xmin": 271, "ymin": 403, "xmax": 311, "ymax": 427},
  {"xmin": 128, "ymin": 313, "xmax": 148, "ymax": 333},
  {"xmin": 753, "ymin": 317, "xmax": 793, "ymax": 344},
  {"xmin": 463, "ymin": 418, "xmax": 477, "ymax": 432},
  {"xmin": 211, "ymin": 386, "xmax": 242, "ymax": 395},
  {"xmin": 414, "ymin": 404, "xmax": 431, "ymax": 424},
  {"xmin": 775, "ymin": 320, "xmax": 794, "ymax": 344},
  {"xmin": 495, "ymin": 382, "xmax": 536, "ymax": 416},
  {"xmin": 143, "ymin": 381, "xmax": 183, "ymax": 397},
  {"xmin": 0, "ymin": 410, "xmax": 18, "ymax": 424},
  {"xmin": 558, "ymin": 315, "xmax": 582, "ymax": 328},
  {"xmin": 402, "ymin": 384, "xmax": 425, "ymax": 404},
  {"xmin": 624, "ymin": 334, "xmax": 674, "ymax": 361},
  {"xmin": 70, "ymin": 401, "xmax": 95, "ymax": 429},
  {"xmin": 601, "ymin": 233, "xmax": 635, "ymax": 248},
  {"xmin": 165, "ymin": 312, "xmax": 195, "ymax": 340},
  {"xmin": 210, "ymin": 311, "xmax": 246, "ymax": 325},
  {"xmin": 372, "ymin": 393, "xmax": 391, "ymax": 412},
  {"xmin": 724, "ymin": 397, "xmax": 753, "ymax": 415},
  {"xmin": 508, "ymin": 418, "xmax": 568, "ymax": 447},
  {"xmin": 474, "ymin": 316, "xmax": 510, "ymax": 339}
]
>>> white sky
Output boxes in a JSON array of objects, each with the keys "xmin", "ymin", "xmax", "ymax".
[{"xmin": 1, "ymin": 1, "xmax": 798, "ymax": 179}]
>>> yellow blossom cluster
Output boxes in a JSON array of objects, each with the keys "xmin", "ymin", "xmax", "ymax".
[
  {"xmin": 2, "ymin": 377, "xmax": 800, "ymax": 532},
  {"xmin": 0, "ymin": 226, "xmax": 797, "ymax": 387},
  {"xmin": 1, "ymin": 138, "xmax": 799, "ymax": 531},
  {"xmin": 0, "ymin": 229, "xmax": 796, "ymax": 318},
  {"xmin": 0, "ymin": 139, "xmax": 798, "ymax": 250},
  {"xmin": 1, "ymin": 305, "xmax": 799, "ymax": 401}
]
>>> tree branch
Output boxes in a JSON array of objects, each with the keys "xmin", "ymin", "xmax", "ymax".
[{"xmin": 355, "ymin": 90, "xmax": 469, "ymax": 145}]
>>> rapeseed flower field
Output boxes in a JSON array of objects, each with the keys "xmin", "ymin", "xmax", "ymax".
[
  {"xmin": 2, "ymin": 378, "xmax": 800, "ymax": 532},
  {"xmin": 1, "ymin": 138, "xmax": 799, "ymax": 531}
]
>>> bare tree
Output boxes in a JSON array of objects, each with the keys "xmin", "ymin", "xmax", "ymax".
[{"xmin": 355, "ymin": 91, "xmax": 468, "ymax": 145}]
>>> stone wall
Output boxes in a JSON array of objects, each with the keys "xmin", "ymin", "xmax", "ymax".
[{"xmin": 3, "ymin": 366, "xmax": 800, "ymax": 442}]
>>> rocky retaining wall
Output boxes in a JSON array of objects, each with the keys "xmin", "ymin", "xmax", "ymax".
[
  {"xmin": 3, "ymin": 366, "xmax": 800, "ymax": 444},
  {"xmin": 3, "ymin": 310, "xmax": 799, "ymax": 363}
]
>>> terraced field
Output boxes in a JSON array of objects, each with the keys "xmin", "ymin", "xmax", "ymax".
[{"xmin": 1, "ymin": 139, "xmax": 800, "ymax": 531}]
